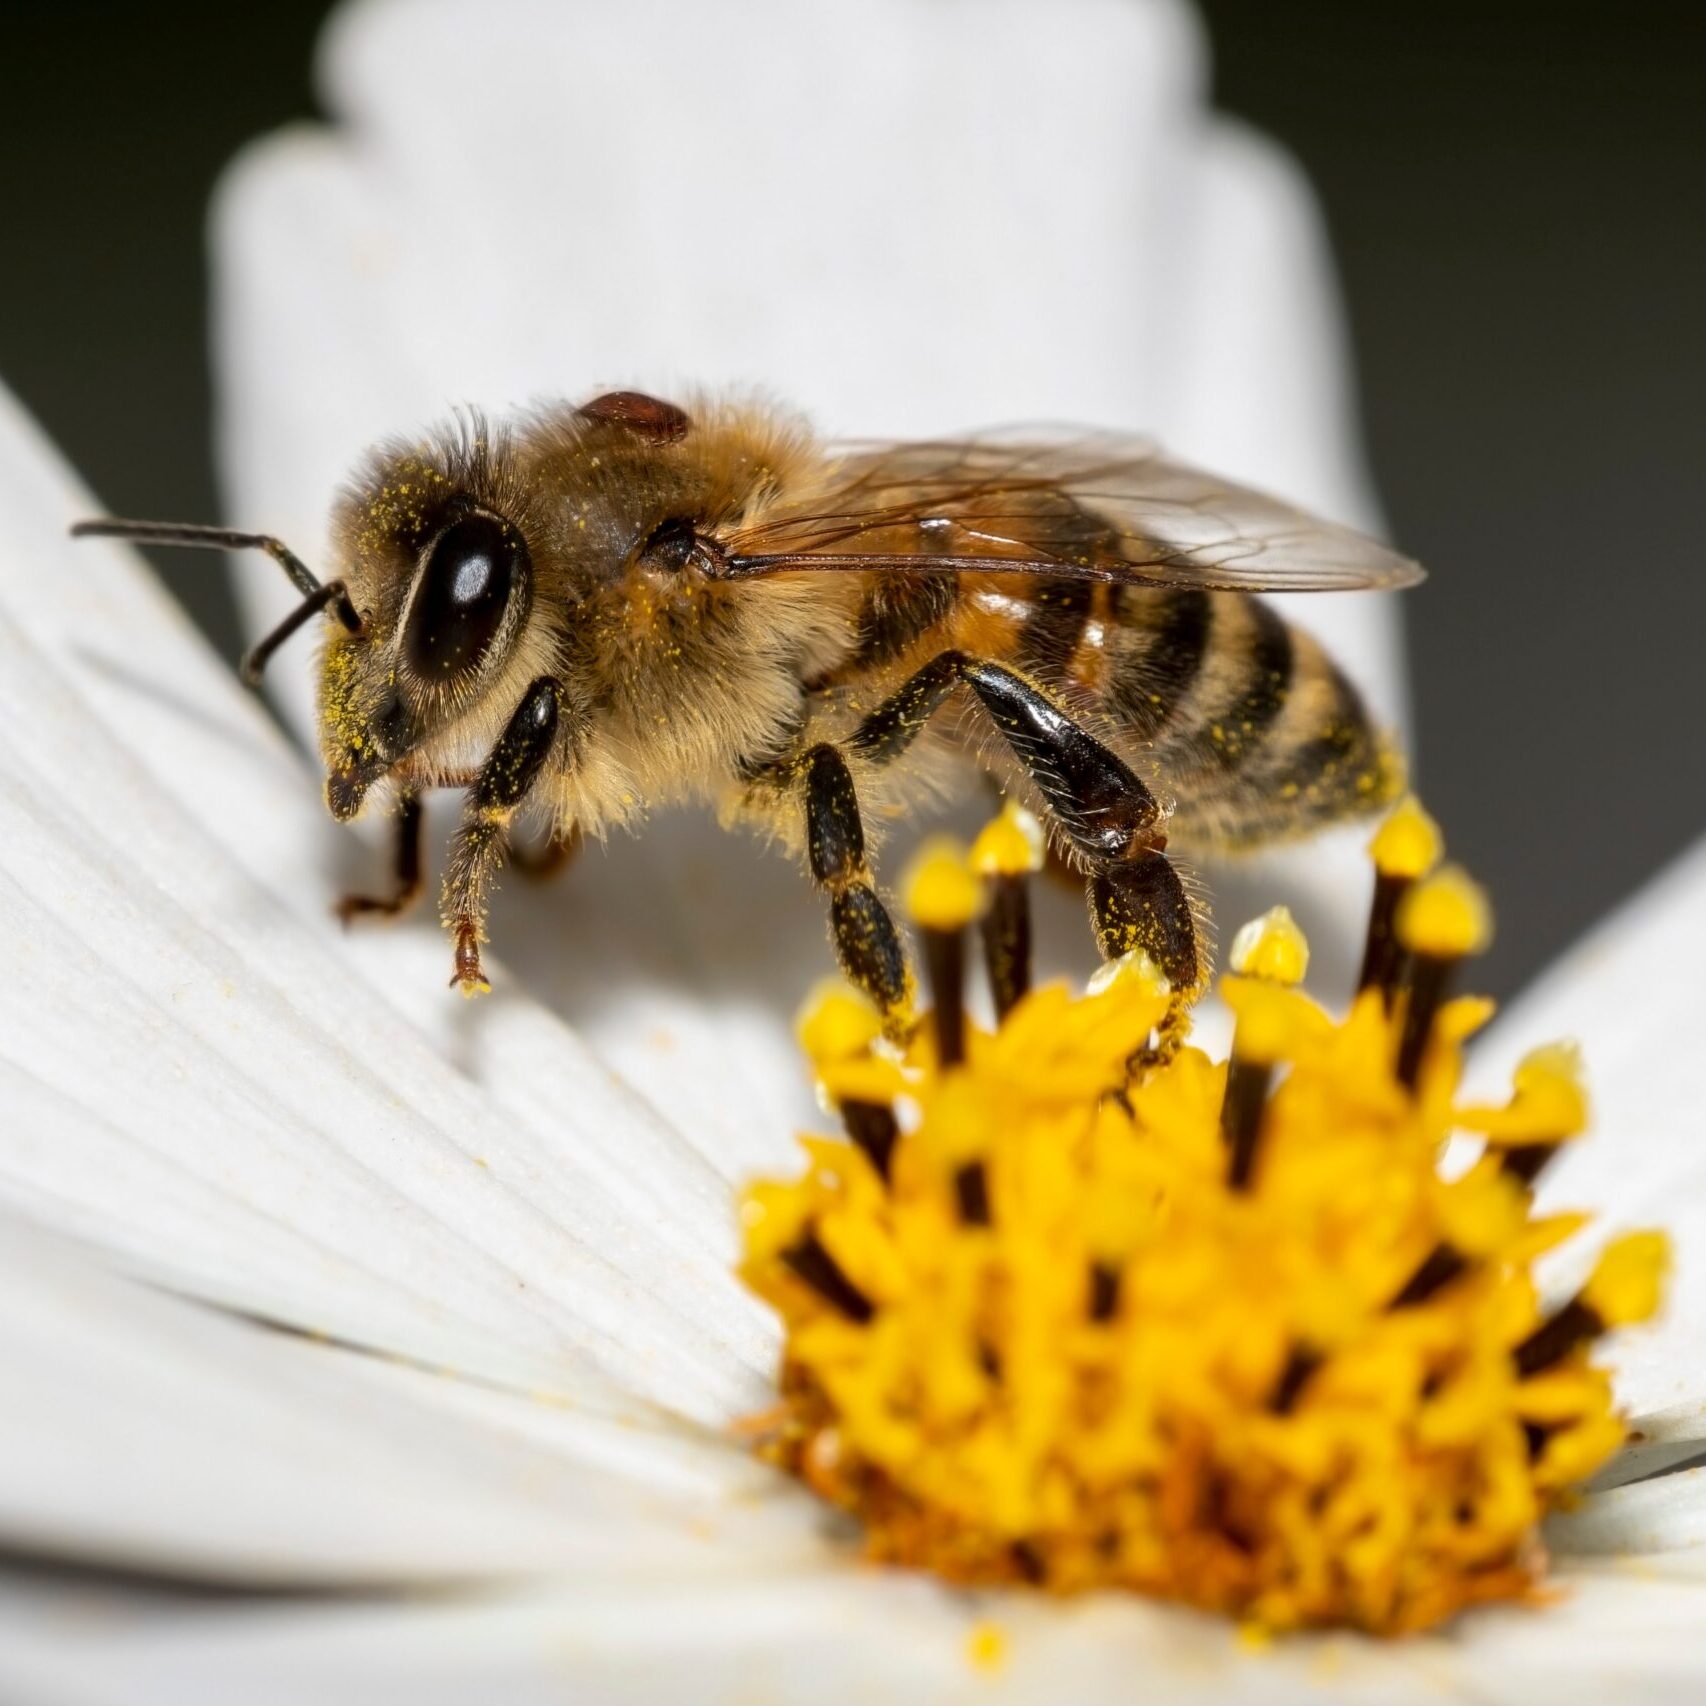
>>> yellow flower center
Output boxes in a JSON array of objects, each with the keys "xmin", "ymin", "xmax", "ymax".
[{"xmin": 738, "ymin": 800, "xmax": 1668, "ymax": 1636}]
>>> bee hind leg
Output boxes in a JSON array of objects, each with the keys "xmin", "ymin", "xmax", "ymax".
[
  {"xmin": 800, "ymin": 743, "xmax": 913, "ymax": 1034},
  {"xmin": 335, "ymin": 791, "xmax": 424, "ymax": 924},
  {"xmin": 848, "ymin": 651, "xmax": 1206, "ymax": 1005},
  {"xmin": 954, "ymin": 661, "xmax": 1206, "ymax": 1001}
]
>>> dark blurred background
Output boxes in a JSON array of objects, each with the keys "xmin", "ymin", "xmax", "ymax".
[{"xmin": 1, "ymin": 0, "xmax": 1700, "ymax": 998}]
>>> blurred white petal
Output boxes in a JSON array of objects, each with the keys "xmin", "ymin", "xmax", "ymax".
[
  {"xmin": 0, "ymin": 1222, "xmax": 800, "ymax": 1587},
  {"xmin": 8, "ymin": 1548, "xmax": 1706, "ymax": 1706},
  {"xmin": 1472, "ymin": 832, "xmax": 1706, "ymax": 1434}
]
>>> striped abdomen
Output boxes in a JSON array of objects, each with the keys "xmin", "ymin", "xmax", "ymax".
[
  {"xmin": 1091, "ymin": 584, "xmax": 1400, "ymax": 850},
  {"xmin": 828, "ymin": 504, "xmax": 1399, "ymax": 852}
]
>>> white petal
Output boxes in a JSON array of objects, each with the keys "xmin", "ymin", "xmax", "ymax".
[
  {"xmin": 13, "ymin": 1559, "xmax": 1706, "ymax": 1706},
  {"xmin": 1550, "ymin": 1467, "xmax": 1706, "ymax": 1562},
  {"xmin": 1425, "ymin": 1563, "xmax": 1706, "ymax": 1703},
  {"xmin": 1471, "ymin": 831, "xmax": 1706, "ymax": 1425},
  {"xmin": 0, "ymin": 386, "xmax": 776, "ymax": 1420},
  {"xmin": 0, "ymin": 1222, "xmax": 809, "ymax": 1586}
]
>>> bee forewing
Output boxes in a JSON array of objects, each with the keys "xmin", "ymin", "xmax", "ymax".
[{"xmin": 725, "ymin": 431, "xmax": 1422, "ymax": 594}]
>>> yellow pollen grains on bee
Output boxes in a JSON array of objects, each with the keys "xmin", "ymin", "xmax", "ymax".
[{"xmin": 737, "ymin": 800, "xmax": 1667, "ymax": 1637}]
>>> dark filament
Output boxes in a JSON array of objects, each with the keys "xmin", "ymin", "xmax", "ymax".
[
  {"xmin": 841, "ymin": 1100, "xmax": 899, "ymax": 1181},
  {"xmin": 782, "ymin": 1232, "xmax": 875, "ymax": 1324},
  {"xmin": 923, "ymin": 926, "xmax": 967, "ymax": 1068},
  {"xmin": 1514, "ymin": 1298, "xmax": 1604, "ymax": 1378},
  {"xmin": 1088, "ymin": 1261, "xmax": 1121, "ymax": 1323},
  {"xmin": 1269, "ymin": 1347, "xmax": 1322, "ymax": 1414},
  {"xmin": 954, "ymin": 1160, "xmax": 992, "ymax": 1227},
  {"xmin": 1220, "ymin": 1057, "xmax": 1275, "ymax": 1191},
  {"xmin": 980, "ymin": 873, "xmax": 1033, "ymax": 1020},
  {"xmin": 1390, "ymin": 1244, "xmax": 1468, "ymax": 1309},
  {"xmin": 1395, "ymin": 952, "xmax": 1457, "ymax": 1090},
  {"xmin": 1358, "ymin": 871, "xmax": 1411, "ymax": 1004}
]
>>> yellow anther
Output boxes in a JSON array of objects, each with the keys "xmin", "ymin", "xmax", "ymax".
[
  {"xmin": 902, "ymin": 836, "xmax": 983, "ymax": 931},
  {"xmin": 1223, "ymin": 977, "xmax": 1315, "ymax": 1064},
  {"xmin": 740, "ymin": 814, "xmax": 1662, "ymax": 1638},
  {"xmin": 795, "ymin": 981, "xmax": 882, "ymax": 1067},
  {"xmin": 1086, "ymin": 948, "xmax": 1167, "ymax": 997},
  {"xmin": 1583, "ymin": 1231, "xmax": 1669, "ymax": 1327},
  {"xmin": 1396, "ymin": 864, "xmax": 1492, "ymax": 959},
  {"xmin": 1370, "ymin": 794, "xmax": 1443, "ymax": 880},
  {"xmin": 1461, "ymin": 1042, "xmax": 1589, "ymax": 1144},
  {"xmin": 1228, "ymin": 906, "xmax": 1310, "ymax": 986},
  {"xmin": 971, "ymin": 798, "xmax": 1047, "ymax": 877}
]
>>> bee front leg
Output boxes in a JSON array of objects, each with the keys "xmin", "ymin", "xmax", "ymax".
[
  {"xmin": 801, "ymin": 743, "xmax": 913, "ymax": 1032},
  {"xmin": 442, "ymin": 678, "xmax": 564, "ymax": 995},
  {"xmin": 335, "ymin": 790, "xmax": 424, "ymax": 924}
]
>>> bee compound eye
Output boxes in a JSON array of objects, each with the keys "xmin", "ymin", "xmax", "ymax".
[{"xmin": 404, "ymin": 512, "xmax": 528, "ymax": 680}]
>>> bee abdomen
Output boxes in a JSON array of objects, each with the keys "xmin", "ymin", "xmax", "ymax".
[
  {"xmin": 1253, "ymin": 656, "xmax": 1402, "ymax": 833},
  {"xmin": 1100, "ymin": 590, "xmax": 1397, "ymax": 846},
  {"xmin": 1014, "ymin": 577, "xmax": 1095, "ymax": 677},
  {"xmin": 847, "ymin": 569, "xmax": 958, "ymax": 670},
  {"xmin": 1101, "ymin": 586, "xmax": 1211, "ymax": 742}
]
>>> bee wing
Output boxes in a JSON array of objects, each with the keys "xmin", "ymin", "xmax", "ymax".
[{"xmin": 722, "ymin": 430, "xmax": 1421, "ymax": 593}]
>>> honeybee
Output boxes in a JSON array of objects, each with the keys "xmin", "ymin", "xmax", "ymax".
[{"xmin": 74, "ymin": 390, "xmax": 1417, "ymax": 1033}]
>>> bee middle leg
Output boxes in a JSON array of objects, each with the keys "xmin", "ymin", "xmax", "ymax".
[
  {"xmin": 849, "ymin": 651, "xmax": 1206, "ymax": 1000},
  {"xmin": 508, "ymin": 824, "xmax": 582, "ymax": 882},
  {"xmin": 799, "ymin": 743, "xmax": 913, "ymax": 1030},
  {"xmin": 335, "ymin": 791, "xmax": 424, "ymax": 924}
]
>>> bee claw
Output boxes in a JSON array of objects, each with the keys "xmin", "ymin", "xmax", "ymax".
[{"xmin": 451, "ymin": 924, "xmax": 491, "ymax": 996}]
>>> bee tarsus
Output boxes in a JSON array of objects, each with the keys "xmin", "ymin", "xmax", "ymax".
[{"xmin": 333, "ymin": 791, "xmax": 424, "ymax": 924}]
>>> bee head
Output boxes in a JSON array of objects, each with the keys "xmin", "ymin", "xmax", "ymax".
[{"xmin": 320, "ymin": 413, "xmax": 551, "ymax": 820}]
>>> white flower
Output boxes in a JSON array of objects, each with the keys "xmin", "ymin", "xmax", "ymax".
[{"xmin": 4, "ymin": 0, "xmax": 1703, "ymax": 1698}]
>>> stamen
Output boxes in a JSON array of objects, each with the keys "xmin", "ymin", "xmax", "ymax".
[
  {"xmin": 954, "ymin": 1160, "xmax": 992, "ymax": 1226},
  {"xmin": 742, "ymin": 803, "xmax": 1667, "ymax": 1637},
  {"xmin": 1359, "ymin": 796, "xmax": 1442, "ymax": 1000},
  {"xmin": 1220, "ymin": 1057, "xmax": 1274, "ymax": 1191},
  {"xmin": 1390, "ymin": 1243, "xmax": 1468, "ymax": 1308},
  {"xmin": 1269, "ymin": 1346, "xmax": 1321, "ymax": 1414},
  {"xmin": 903, "ymin": 839, "xmax": 982, "ymax": 1068},
  {"xmin": 1221, "ymin": 909, "xmax": 1308, "ymax": 1190},
  {"xmin": 1461, "ymin": 1043, "xmax": 1587, "ymax": 1190},
  {"xmin": 794, "ymin": 983, "xmax": 901, "ymax": 1179},
  {"xmin": 781, "ymin": 1232, "xmax": 875, "ymax": 1324},
  {"xmin": 972, "ymin": 801, "xmax": 1046, "ymax": 1020},
  {"xmin": 1513, "ymin": 1298, "xmax": 1602, "ymax": 1378},
  {"xmin": 841, "ymin": 1102, "xmax": 899, "ymax": 1181},
  {"xmin": 1393, "ymin": 865, "xmax": 1491, "ymax": 1088},
  {"xmin": 1516, "ymin": 1232, "xmax": 1667, "ymax": 1377},
  {"xmin": 1088, "ymin": 1260, "xmax": 1121, "ymax": 1322}
]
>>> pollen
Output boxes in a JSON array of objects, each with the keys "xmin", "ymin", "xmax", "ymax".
[{"xmin": 738, "ymin": 801, "xmax": 1667, "ymax": 1636}]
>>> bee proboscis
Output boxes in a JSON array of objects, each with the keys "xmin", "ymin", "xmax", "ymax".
[{"xmin": 74, "ymin": 389, "xmax": 1418, "ymax": 1035}]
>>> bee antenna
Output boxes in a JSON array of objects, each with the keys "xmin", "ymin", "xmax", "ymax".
[{"xmin": 69, "ymin": 518, "xmax": 363, "ymax": 685}]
